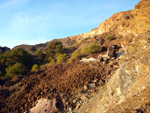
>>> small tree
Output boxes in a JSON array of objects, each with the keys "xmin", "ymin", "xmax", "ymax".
[
  {"xmin": 6, "ymin": 63, "xmax": 27, "ymax": 78},
  {"xmin": 31, "ymin": 64, "xmax": 39, "ymax": 72},
  {"xmin": 107, "ymin": 35, "xmax": 114, "ymax": 40},
  {"xmin": 6, "ymin": 48, "xmax": 32, "ymax": 67},
  {"xmin": 46, "ymin": 41, "xmax": 64, "ymax": 58}
]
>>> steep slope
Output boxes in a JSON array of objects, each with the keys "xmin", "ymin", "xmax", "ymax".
[
  {"xmin": 1, "ymin": 0, "xmax": 150, "ymax": 113},
  {"xmin": 78, "ymin": 0, "xmax": 150, "ymax": 41},
  {"xmin": 77, "ymin": 30, "xmax": 150, "ymax": 113},
  {"xmin": 76, "ymin": 0, "xmax": 150, "ymax": 111}
]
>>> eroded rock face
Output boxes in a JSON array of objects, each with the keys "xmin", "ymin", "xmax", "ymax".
[
  {"xmin": 77, "ymin": 31, "xmax": 150, "ymax": 113},
  {"xmin": 79, "ymin": 0, "xmax": 150, "ymax": 39}
]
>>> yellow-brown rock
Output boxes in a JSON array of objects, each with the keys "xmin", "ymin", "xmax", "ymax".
[{"xmin": 80, "ymin": 0, "xmax": 150, "ymax": 39}]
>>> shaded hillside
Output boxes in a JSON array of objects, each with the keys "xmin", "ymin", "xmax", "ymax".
[{"xmin": 0, "ymin": 46, "xmax": 10, "ymax": 55}]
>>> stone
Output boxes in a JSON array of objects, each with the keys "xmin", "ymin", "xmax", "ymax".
[
  {"xmin": 107, "ymin": 46, "xmax": 115, "ymax": 58},
  {"xmin": 83, "ymin": 85, "xmax": 88, "ymax": 90},
  {"xmin": 87, "ymin": 83, "xmax": 95, "ymax": 89}
]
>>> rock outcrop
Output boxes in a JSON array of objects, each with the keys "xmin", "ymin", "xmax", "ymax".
[
  {"xmin": 79, "ymin": 0, "xmax": 150, "ymax": 40},
  {"xmin": 77, "ymin": 31, "xmax": 150, "ymax": 113}
]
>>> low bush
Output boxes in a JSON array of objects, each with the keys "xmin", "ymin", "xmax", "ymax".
[
  {"xmin": 80, "ymin": 47, "xmax": 90, "ymax": 55},
  {"xmin": 36, "ymin": 50, "xmax": 45, "ymax": 58},
  {"xmin": 49, "ymin": 59, "xmax": 55, "ymax": 66},
  {"xmin": 81, "ymin": 37, "xmax": 90, "ymax": 43},
  {"xmin": 88, "ymin": 43, "xmax": 101, "ymax": 54},
  {"xmin": 71, "ymin": 50, "xmax": 83, "ymax": 59},
  {"xmin": 6, "ymin": 63, "xmax": 27, "ymax": 78},
  {"xmin": 68, "ymin": 58, "xmax": 73, "ymax": 63},
  {"xmin": 56, "ymin": 54, "xmax": 66, "ymax": 64},
  {"xmin": 107, "ymin": 35, "xmax": 114, "ymax": 40},
  {"xmin": 31, "ymin": 64, "xmax": 39, "ymax": 72}
]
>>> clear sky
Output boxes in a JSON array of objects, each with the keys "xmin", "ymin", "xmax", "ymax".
[{"xmin": 0, "ymin": 0, "xmax": 141, "ymax": 48}]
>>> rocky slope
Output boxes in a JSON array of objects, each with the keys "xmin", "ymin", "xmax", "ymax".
[
  {"xmin": 77, "ymin": 30, "xmax": 150, "ymax": 113},
  {"xmin": 0, "ymin": 0, "xmax": 150, "ymax": 113}
]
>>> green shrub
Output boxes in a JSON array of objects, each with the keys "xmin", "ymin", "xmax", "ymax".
[
  {"xmin": 30, "ymin": 46, "xmax": 36, "ymax": 51},
  {"xmin": 36, "ymin": 50, "xmax": 45, "ymax": 58},
  {"xmin": 31, "ymin": 64, "xmax": 39, "ymax": 72},
  {"xmin": 6, "ymin": 48, "xmax": 32, "ymax": 67},
  {"xmin": 72, "ymin": 50, "xmax": 83, "ymax": 59},
  {"xmin": 49, "ymin": 59, "xmax": 55, "ymax": 66},
  {"xmin": 80, "ymin": 47, "xmax": 90, "ymax": 55},
  {"xmin": 68, "ymin": 58, "xmax": 73, "ymax": 63},
  {"xmin": 56, "ymin": 54, "xmax": 66, "ymax": 64},
  {"xmin": 40, "ymin": 65, "xmax": 45, "ymax": 69},
  {"xmin": 6, "ymin": 63, "xmax": 27, "ymax": 78},
  {"xmin": 0, "ymin": 52, "xmax": 8, "ymax": 64},
  {"xmin": 88, "ymin": 43, "xmax": 101, "ymax": 54},
  {"xmin": 81, "ymin": 37, "xmax": 90, "ymax": 43},
  {"xmin": 46, "ymin": 41, "xmax": 64, "ymax": 58},
  {"xmin": 107, "ymin": 35, "xmax": 114, "ymax": 40},
  {"xmin": 48, "ymin": 56, "xmax": 53, "ymax": 62}
]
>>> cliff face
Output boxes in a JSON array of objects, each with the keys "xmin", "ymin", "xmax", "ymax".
[{"xmin": 80, "ymin": 0, "xmax": 150, "ymax": 39}]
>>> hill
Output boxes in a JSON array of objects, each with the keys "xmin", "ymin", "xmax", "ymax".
[{"xmin": 0, "ymin": 0, "xmax": 150, "ymax": 113}]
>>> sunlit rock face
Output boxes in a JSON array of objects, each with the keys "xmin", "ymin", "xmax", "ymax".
[{"xmin": 77, "ymin": 0, "xmax": 150, "ymax": 42}]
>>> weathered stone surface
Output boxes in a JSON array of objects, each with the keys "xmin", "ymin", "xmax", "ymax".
[
  {"xmin": 107, "ymin": 46, "xmax": 115, "ymax": 58},
  {"xmin": 77, "ymin": 31, "xmax": 150, "ymax": 113}
]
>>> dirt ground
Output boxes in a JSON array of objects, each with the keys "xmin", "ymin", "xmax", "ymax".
[{"xmin": 0, "ymin": 59, "xmax": 117, "ymax": 113}]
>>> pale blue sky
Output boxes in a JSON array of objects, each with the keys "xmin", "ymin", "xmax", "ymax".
[{"xmin": 0, "ymin": 0, "xmax": 141, "ymax": 48}]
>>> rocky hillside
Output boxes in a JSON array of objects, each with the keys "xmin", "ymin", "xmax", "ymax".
[
  {"xmin": 79, "ymin": 0, "xmax": 150, "ymax": 40},
  {"xmin": 77, "ymin": 30, "xmax": 150, "ymax": 113},
  {"xmin": 0, "ymin": 0, "xmax": 150, "ymax": 113}
]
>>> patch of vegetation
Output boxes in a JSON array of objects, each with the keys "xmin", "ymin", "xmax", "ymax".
[
  {"xmin": 0, "ymin": 52, "xmax": 9, "ymax": 64},
  {"xmin": 49, "ymin": 59, "xmax": 55, "ymax": 66},
  {"xmin": 46, "ymin": 41, "xmax": 64, "ymax": 58},
  {"xmin": 6, "ymin": 63, "xmax": 27, "ymax": 78},
  {"xmin": 56, "ymin": 54, "xmax": 67, "ymax": 64},
  {"xmin": 68, "ymin": 58, "xmax": 73, "ymax": 63},
  {"xmin": 31, "ymin": 64, "xmax": 39, "ymax": 72},
  {"xmin": 80, "ymin": 47, "xmax": 90, "ymax": 55},
  {"xmin": 81, "ymin": 37, "xmax": 90, "ymax": 43},
  {"xmin": 36, "ymin": 49, "xmax": 45, "ymax": 59},
  {"xmin": 30, "ymin": 46, "xmax": 36, "ymax": 51},
  {"xmin": 6, "ymin": 48, "xmax": 32, "ymax": 67},
  {"xmin": 72, "ymin": 50, "xmax": 83, "ymax": 59},
  {"xmin": 107, "ymin": 35, "xmax": 114, "ymax": 40},
  {"xmin": 88, "ymin": 43, "xmax": 101, "ymax": 54},
  {"xmin": 40, "ymin": 65, "xmax": 45, "ymax": 69}
]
